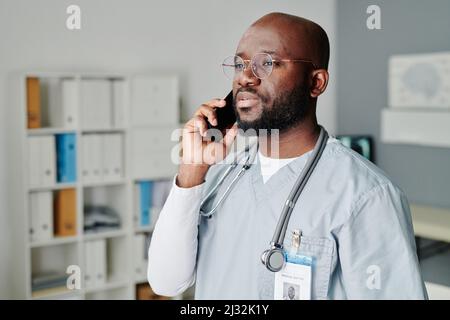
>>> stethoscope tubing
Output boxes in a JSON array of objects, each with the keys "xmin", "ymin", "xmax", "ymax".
[
  {"xmin": 199, "ymin": 146, "xmax": 253, "ymax": 218},
  {"xmin": 272, "ymin": 127, "xmax": 329, "ymax": 246},
  {"xmin": 198, "ymin": 125, "xmax": 329, "ymax": 272}
]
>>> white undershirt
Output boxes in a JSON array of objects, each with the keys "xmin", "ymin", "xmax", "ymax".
[{"xmin": 258, "ymin": 151, "xmax": 299, "ymax": 184}]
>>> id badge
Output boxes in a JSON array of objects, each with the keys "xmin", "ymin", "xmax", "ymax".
[{"xmin": 274, "ymin": 229, "xmax": 312, "ymax": 300}]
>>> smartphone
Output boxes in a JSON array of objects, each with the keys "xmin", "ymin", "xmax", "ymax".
[{"xmin": 206, "ymin": 90, "xmax": 236, "ymax": 141}]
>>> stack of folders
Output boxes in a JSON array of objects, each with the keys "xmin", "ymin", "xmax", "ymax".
[
  {"xmin": 134, "ymin": 234, "xmax": 151, "ymax": 280},
  {"xmin": 80, "ymin": 79, "xmax": 126, "ymax": 129},
  {"xmin": 28, "ymin": 134, "xmax": 77, "ymax": 187},
  {"xmin": 26, "ymin": 77, "xmax": 126, "ymax": 130},
  {"xmin": 45, "ymin": 78, "xmax": 78, "ymax": 129},
  {"xmin": 81, "ymin": 134, "xmax": 123, "ymax": 183},
  {"xmin": 134, "ymin": 179, "xmax": 172, "ymax": 229},
  {"xmin": 29, "ymin": 192, "xmax": 53, "ymax": 242},
  {"xmin": 29, "ymin": 188, "xmax": 77, "ymax": 241},
  {"xmin": 32, "ymin": 272, "xmax": 68, "ymax": 292},
  {"xmin": 84, "ymin": 240, "xmax": 107, "ymax": 289},
  {"xmin": 26, "ymin": 77, "xmax": 79, "ymax": 129},
  {"xmin": 55, "ymin": 134, "xmax": 77, "ymax": 183}
]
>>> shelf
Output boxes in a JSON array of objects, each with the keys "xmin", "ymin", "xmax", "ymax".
[
  {"xmin": 29, "ymin": 236, "xmax": 79, "ymax": 248},
  {"xmin": 29, "ymin": 183, "xmax": 77, "ymax": 192},
  {"xmin": 83, "ymin": 229, "xmax": 127, "ymax": 241},
  {"xmin": 411, "ymin": 204, "xmax": 450, "ymax": 243},
  {"xmin": 134, "ymin": 226, "xmax": 153, "ymax": 233},
  {"xmin": 81, "ymin": 128, "xmax": 126, "ymax": 134},
  {"xmin": 12, "ymin": 72, "xmax": 181, "ymax": 300},
  {"xmin": 84, "ymin": 279, "xmax": 129, "ymax": 294},
  {"xmin": 27, "ymin": 128, "xmax": 77, "ymax": 136},
  {"xmin": 134, "ymin": 277, "xmax": 148, "ymax": 285},
  {"xmin": 27, "ymin": 127, "xmax": 127, "ymax": 136},
  {"xmin": 133, "ymin": 177, "xmax": 175, "ymax": 183},
  {"xmin": 381, "ymin": 108, "xmax": 450, "ymax": 148},
  {"xmin": 31, "ymin": 286, "xmax": 82, "ymax": 300},
  {"xmin": 82, "ymin": 179, "xmax": 127, "ymax": 188},
  {"xmin": 425, "ymin": 281, "xmax": 450, "ymax": 300}
]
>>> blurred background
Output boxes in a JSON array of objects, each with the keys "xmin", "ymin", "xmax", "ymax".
[{"xmin": 0, "ymin": 0, "xmax": 449, "ymax": 299}]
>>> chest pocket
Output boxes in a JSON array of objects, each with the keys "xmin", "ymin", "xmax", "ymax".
[{"xmin": 288, "ymin": 235, "xmax": 335, "ymax": 299}]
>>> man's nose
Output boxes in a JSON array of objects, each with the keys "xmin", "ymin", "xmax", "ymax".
[{"xmin": 237, "ymin": 63, "xmax": 260, "ymax": 87}]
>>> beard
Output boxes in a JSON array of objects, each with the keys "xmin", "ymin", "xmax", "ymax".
[{"xmin": 235, "ymin": 86, "xmax": 309, "ymax": 135}]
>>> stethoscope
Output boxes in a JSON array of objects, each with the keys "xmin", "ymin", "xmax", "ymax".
[{"xmin": 199, "ymin": 126, "xmax": 329, "ymax": 272}]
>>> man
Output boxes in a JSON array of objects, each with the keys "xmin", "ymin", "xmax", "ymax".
[
  {"xmin": 148, "ymin": 12, "xmax": 427, "ymax": 299},
  {"xmin": 284, "ymin": 286, "xmax": 297, "ymax": 300}
]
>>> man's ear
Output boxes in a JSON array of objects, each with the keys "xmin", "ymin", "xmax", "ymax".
[{"xmin": 310, "ymin": 69, "xmax": 329, "ymax": 98}]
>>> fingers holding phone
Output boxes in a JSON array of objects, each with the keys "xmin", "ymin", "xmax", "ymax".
[
  {"xmin": 183, "ymin": 96, "xmax": 237, "ymax": 161},
  {"xmin": 178, "ymin": 96, "xmax": 237, "ymax": 187},
  {"xmin": 206, "ymin": 91, "xmax": 236, "ymax": 139}
]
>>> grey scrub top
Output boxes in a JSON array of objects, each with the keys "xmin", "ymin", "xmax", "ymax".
[{"xmin": 194, "ymin": 138, "xmax": 427, "ymax": 299}]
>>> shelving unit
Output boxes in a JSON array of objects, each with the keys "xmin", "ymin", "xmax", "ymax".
[{"xmin": 8, "ymin": 72, "xmax": 181, "ymax": 299}]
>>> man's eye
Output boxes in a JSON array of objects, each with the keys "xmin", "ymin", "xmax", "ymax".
[
  {"xmin": 235, "ymin": 63, "xmax": 244, "ymax": 70},
  {"xmin": 262, "ymin": 61, "xmax": 273, "ymax": 67}
]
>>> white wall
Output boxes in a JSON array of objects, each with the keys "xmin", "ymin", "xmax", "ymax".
[{"xmin": 0, "ymin": 0, "xmax": 336, "ymax": 298}]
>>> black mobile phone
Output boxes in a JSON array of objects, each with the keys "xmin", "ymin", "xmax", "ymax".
[{"xmin": 206, "ymin": 90, "xmax": 236, "ymax": 140}]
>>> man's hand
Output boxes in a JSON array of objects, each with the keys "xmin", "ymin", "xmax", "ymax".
[{"xmin": 177, "ymin": 98, "xmax": 238, "ymax": 188}]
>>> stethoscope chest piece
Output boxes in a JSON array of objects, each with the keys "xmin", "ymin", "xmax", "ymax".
[{"xmin": 261, "ymin": 246, "xmax": 286, "ymax": 272}]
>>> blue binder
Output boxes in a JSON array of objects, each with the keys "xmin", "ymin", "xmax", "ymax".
[
  {"xmin": 139, "ymin": 181, "xmax": 153, "ymax": 226},
  {"xmin": 56, "ymin": 134, "xmax": 77, "ymax": 183}
]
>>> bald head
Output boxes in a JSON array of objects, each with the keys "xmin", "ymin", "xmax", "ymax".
[
  {"xmin": 232, "ymin": 12, "xmax": 330, "ymax": 134},
  {"xmin": 246, "ymin": 12, "xmax": 330, "ymax": 69}
]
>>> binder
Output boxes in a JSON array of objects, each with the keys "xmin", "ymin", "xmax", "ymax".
[
  {"xmin": 81, "ymin": 135, "xmax": 91, "ymax": 182},
  {"xmin": 29, "ymin": 193, "xmax": 40, "ymax": 242},
  {"xmin": 40, "ymin": 136, "xmax": 56, "ymax": 186},
  {"xmin": 54, "ymin": 189, "xmax": 77, "ymax": 237},
  {"xmin": 28, "ymin": 136, "xmax": 56, "ymax": 187},
  {"xmin": 56, "ymin": 134, "xmax": 77, "ymax": 183},
  {"xmin": 112, "ymin": 80, "xmax": 126, "ymax": 128},
  {"xmin": 44, "ymin": 78, "xmax": 64, "ymax": 128},
  {"xmin": 91, "ymin": 135, "xmax": 102, "ymax": 182},
  {"xmin": 102, "ymin": 134, "xmax": 123, "ymax": 181},
  {"xmin": 38, "ymin": 191, "xmax": 53, "ymax": 241},
  {"xmin": 130, "ymin": 126, "xmax": 178, "ymax": 179},
  {"xmin": 139, "ymin": 181, "xmax": 152, "ymax": 226},
  {"xmin": 60, "ymin": 79, "xmax": 78, "ymax": 128},
  {"xmin": 28, "ymin": 137, "xmax": 41, "ymax": 187},
  {"xmin": 131, "ymin": 75, "xmax": 179, "ymax": 126},
  {"xmin": 81, "ymin": 135, "xmax": 102, "ymax": 183},
  {"xmin": 80, "ymin": 79, "xmax": 112, "ymax": 129},
  {"xmin": 29, "ymin": 192, "xmax": 53, "ymax": 242},
  {"xmin": 84, "ymin": 241, "xmax": 95, "ymax": 288},
  {"xmin": 133, "ymin": 234, "xmax": 146, "ymax": 280},
  {"xmin": 27, "ymin": 77, "xmax": 41, "ymax": 129},
  {"xmin": 95, "ymin": 239, "xmax": 107, "ymax": 286},
  {"xmin": 133, "ymin": 183, "xmax": 140, "ymax": 227},
  {"xmin": 84, "ymin": 240, "xmax": 107, "ymax": 288}
]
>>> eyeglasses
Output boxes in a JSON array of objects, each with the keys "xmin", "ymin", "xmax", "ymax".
[{"xmin": 222, "ymin": 53, "xmax": 316, "ymax": 80}]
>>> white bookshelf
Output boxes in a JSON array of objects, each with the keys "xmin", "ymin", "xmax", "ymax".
[{"xmin": 8, "ymin": 71, "xmax": 181, "ymax": 299}]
